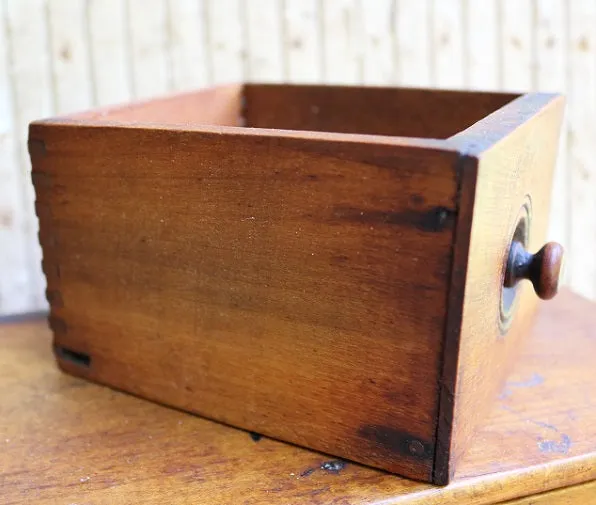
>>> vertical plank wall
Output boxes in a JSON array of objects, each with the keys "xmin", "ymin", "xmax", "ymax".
[{"xmin": 0, "ymin": 0, "xmax": 594, "ymax": 314}]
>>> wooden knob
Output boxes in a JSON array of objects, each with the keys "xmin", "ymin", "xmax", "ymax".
[{"xmin": 504, "ymin": 241, "xmax": 564, "ymax": 300}]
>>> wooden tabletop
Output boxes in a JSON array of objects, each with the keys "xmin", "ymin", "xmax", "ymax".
[{"xmin": 1, "ymin": 289, "xmax": 596, "ymax": 504}]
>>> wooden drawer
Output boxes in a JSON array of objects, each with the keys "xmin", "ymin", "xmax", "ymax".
[{"xmin": 28, "ymin": 84, "xmax": 565, "ymax": 484}]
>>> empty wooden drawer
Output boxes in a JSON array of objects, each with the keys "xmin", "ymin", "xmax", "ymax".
[{"xmin": 29, "ymin": 84, "xmax": 565, "ymax": 484}]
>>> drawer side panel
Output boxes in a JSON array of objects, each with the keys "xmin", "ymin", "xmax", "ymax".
[
  {"xmin": 435, "ymin": 94, "xmax": 565, "ymax": 483},
  {"xmin": 30, "ymin": 123, "xmax": 459, "ymax": 482}
]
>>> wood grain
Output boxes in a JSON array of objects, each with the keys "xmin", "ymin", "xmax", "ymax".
[
  {"xmin": 2, "ymin": 290, "xmax": 596, "ymax": 504},
  {"xmin": 396, "ymin": 0, "xmax": 431, "ymax": 87},
  {"xmin": 244, "ymin": 84, "xmax": 518, "ymax": 139},
  {"xmin": 168, "ymin": 0, "xmax": 210, "ymax": 91},
  {"xmin": 436, "ymin": 93, "xmax": 566, "ymax": 482},
  {"xmin": 568, "ymin": 2, "xmax": 596, "ymax": 300},
  {"xmin": 245, "ymin": 0, "xmax": 284, "ymax": 82},
  {"xmin": 535, "ymin": 0, "xmax": 568, "ymax": 253},
  {"xmin": 321, "ymin": 0, "xmax": 360, "ymax": 84},
  {"xmin": 3, "ymin": 0, "xmax": 52, "ymax": 314},
  {"xmin": 30, "ymin": 107, "xmax": 461, "ymax": 482},
  {"xmin": 74, "ymin": 84, "xmax": 243, "ymax": 125},
  {"xmin": 500, "ymin": 0, "xmax": 533, "ymax": 92},
  {"xmin": 46, "ymin": 0, "xmax": 93, "ymax": 116},
  {"xmin": 361, "ymin": 0, "xmax": 394, "ymax": 84},
  {"xmin": 500, "ymin": 481, "xmax": 596, "ymax": 504},
  {"xmin": 126, "ymin": 0, "xmax": 170, "ymax": 99},
  {"xmin": 0, "ymin": 0, "xmax": 31, "ymax": 316},
  {"xmin": 465, "ymin": 0, "xmax": 498, "ymax": 90},
  {"xmin": 503, "ymin": 241, "xmax": 565, "ymax": 301},
  {"xmin": 206, "ymin": 0, "xmax": 244, "ymax": 84},
  {"xmin": 283, "ymin": 0, "xmax": 322, "ymax": 83},
  {"xmin": 87, "ymin": 0, "xmax": 132, "ymax": 106},
  {"xmin": 29, "ymin": 85, "xmax": 564, "ymax": 483},
  {"xmin": 432, "ymin": 0, "xmax": 464, "ymax": 89}
]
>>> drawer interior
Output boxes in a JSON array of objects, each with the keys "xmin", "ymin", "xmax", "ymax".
[
  {"xmin": 244, "ymin": 84, "xmax": 519, "ymax": 139},
  {"xmin": 76, "ymin": 83, "xmax": 519, "ymax": 140}
]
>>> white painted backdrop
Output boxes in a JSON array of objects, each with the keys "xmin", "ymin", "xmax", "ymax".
[{"xmin": 0, "ymin": 0, "xmax": 594, "ymax": 315}]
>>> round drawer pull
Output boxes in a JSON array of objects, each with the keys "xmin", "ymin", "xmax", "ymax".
[{"xmin": 504, "ymin": 241, "xmax": 564, "ymax": 300}]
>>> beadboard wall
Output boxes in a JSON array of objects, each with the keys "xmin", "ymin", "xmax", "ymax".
[{"xmin": 0, "ymin": 0, "xmax": 594, "ymax": 315}]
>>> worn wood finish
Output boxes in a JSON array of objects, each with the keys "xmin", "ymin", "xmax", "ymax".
[
  {"xmin": 436, "ymin": 93, "xmax": 566, "ymax": 483},
  {"xmin": 2, "ymin": 290, "xmax": 596, "ymax": 504},
  {"xmin": 501, "ymin": 481, "xmax": 596, "ymax": 504},
  {"xmin": 244, "ymin": 84, "xmax": 518, "ymax": 139},
  {"xmin": 30, "ymin": 114, "xmax": 461, "ymax": 482},
  {"xmin": 29, "ymin": 84, "xmax": 563, "ymax": 483}
]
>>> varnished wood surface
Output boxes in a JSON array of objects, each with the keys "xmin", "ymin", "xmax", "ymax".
[
  {"xmin": 504, "ymin": 241, "xmax": 565, "ymax": 301},
  {"xmin": 437, "ymin": 93, "xmax": 565, "ymax": 482},
  {"xmin": 502, "ymin": 480, "xmax": 596, "ymax": 504},
  {"xmin": 244, "ymin": 84, "xmax": 518, "ymax": 139},
  {"xmin": 30, "ymin": 114, "xmax": 460, "ymax": 482},
  {"xmin": 74, "ymin": 84, "xmax": 244, "ymax": 126},
  {"xmin": 1, "ymin": 289, "xmax": 595, "ymax": 504},
  {"xmin": 29, "ymin": 85, "xmax": 564, "ymax": 483}
]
